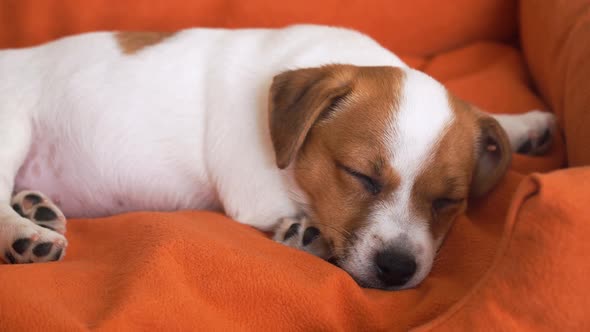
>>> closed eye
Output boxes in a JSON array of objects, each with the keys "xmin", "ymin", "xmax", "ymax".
[
  {"xmin": 338, "ymin": 164, "xmax": 382, "ymax": 195},
  {"xmin": 432, "ymin": 198, "xmax": 463, "ymax": 211}
]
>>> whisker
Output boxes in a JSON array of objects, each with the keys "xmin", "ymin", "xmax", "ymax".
[{"xmin": 312, "ymin": 222, "xmax": 352, "ymax": 237}]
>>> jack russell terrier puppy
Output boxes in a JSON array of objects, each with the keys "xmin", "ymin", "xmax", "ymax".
[{"xmin": 0, "ymin": 25, "xmax": 554, "ymax": 290}]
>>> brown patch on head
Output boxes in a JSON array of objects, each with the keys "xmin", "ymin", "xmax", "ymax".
[
  {"xmin": 268, "ymin": 65, "xmax": 405, "ymax": 257},
  {"xmin": 412, "ymin": 95, "xmax": 479, "ymax": 244},
  {"xmin": 115, "ymin": 31, "xmax": 176, "ymax": 55},
  {"xmin": 413, "ymin": 94, "xmax": 512, "ymax": 246}
]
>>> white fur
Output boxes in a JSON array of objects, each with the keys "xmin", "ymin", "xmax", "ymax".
[
  {"xmin": 0, "ymin": 24, "xmax": 554, "ymax": 287},
  {"xmin": 339, "ymin": 68, "xmax": 454, "ymax": 289},
  {"xmin": 2, "ymin": 25, "xmax": 404, "ymax": 231},
  {"xmin": 492, "ymin": 111, "xmax": 556, "ymax": 151}
]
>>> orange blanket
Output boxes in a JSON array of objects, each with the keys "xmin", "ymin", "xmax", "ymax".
[
  {"xmin": 4, "ymin": 170, "xmax": 589, "ymax": 331},
  {"xmin": 1, "ymin": 0, "xmax": 589, "ymax": 330}
]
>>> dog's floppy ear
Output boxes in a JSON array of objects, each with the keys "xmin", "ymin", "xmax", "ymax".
[
  {"xmin": 268, "ymin": 65, "xmax": 354, "ymax": 169},
  {"xmin": 470, "ymin": 115, "xmax": 512, "ymax": 197}
]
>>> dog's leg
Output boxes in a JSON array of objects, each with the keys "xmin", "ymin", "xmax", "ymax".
[
  {"xmin": 492, "ymin": 110, "xmax": 556, "ymax": 155},
  {"xmin": 273, "ymin": 215, "xmax": 332, "ymax": 260},
  {"xmin": 0, "ymin": 114, "xmax": 67, "ymax": 264}
]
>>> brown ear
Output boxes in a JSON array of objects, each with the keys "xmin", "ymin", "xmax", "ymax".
[
  {"xmin": 470, "ymin": 115, "xmax": 512, "ymax": 197},
  {"xmin": 268, "ymin": 65, "xmax": 354, "ymax": 169}
]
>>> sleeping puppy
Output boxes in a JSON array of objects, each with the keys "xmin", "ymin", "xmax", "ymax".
[{"xmin": 0, "ymin": 25, "xmax": 554, "ymax": 290}]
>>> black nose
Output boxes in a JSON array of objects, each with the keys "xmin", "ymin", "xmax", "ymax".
[{"xmin": 374, "ymin": 249, "xmax": 417, "ymax": 287}]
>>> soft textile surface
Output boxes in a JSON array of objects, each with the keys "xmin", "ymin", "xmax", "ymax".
[
  {"xmin": 0, "ymin": 0, "xmax": 517, "ymax": 55},
  {"xmin": 520, "ymin": 0, "xmax": 590, "ymax": 166},
  {"xmin": 4, "ymin": 168, "xmax": 586, "ymax": 331},
  {"xmin": 416, "ymin": 168, "xmax": 590, "ymax": 331},
  {"xmin": 0, "ymin": 0, "xmax": 587, "ymax": 330}
]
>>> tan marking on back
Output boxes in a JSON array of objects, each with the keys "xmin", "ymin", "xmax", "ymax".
[{"xmin": 115, "ymin": 31, "xmax": 176, "ymax": 54}]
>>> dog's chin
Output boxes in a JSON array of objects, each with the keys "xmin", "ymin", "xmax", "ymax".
[
  {"xmin": 347, "ymin": 272, "xmax": 419, "ymax": 291},
  {"xmin": 348, "ymin": 271, "xmax": 425, "ymax": 291},
  {"xmin": 333, "ymin": 257, "xmax": 427, "ymax": 291}
]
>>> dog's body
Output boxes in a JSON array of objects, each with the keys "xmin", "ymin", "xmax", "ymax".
[
  {"xmin": 6, "ymin": 25, "xmax": 404, "ymax": 225},
  {"xmin": 0, "ymin": 25, "xmax": 554, "ymax": 289}
]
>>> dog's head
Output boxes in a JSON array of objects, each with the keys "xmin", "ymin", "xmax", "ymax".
[{"xmin": 268, "ymin": 64, "xmax": 511, "ymax": 290}]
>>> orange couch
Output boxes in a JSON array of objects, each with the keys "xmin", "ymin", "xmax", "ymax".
[{"xmin": 1, "ymin": 0, "xmax": 589, "ymax": 330}]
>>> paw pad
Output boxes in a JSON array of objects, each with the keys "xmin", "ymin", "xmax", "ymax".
[
  {"xmin": 1, "ymin": 190, "xmax": 69, "ymax": 264},
  {"xmin": 32, "ymin": 242, "xmax": 53, "ymax": 257},
  {"xmin": 302, "ymin": 227, "xmax": 320, "ymax": 246},
  {"xmin": 283, "ymin": 223, "xmax": 301, "ymax": 241},
  {"xmin": 34, "ymin": 207, "xmax": 58, "ymax": 222},
  {"xmin": 24, "ymin": 193, "xmax": 42, "ymax": 206},
  {"xmin": 4, "ymin": 251, "xmax": 16, "ymax": 264},
  {"xmin": 274, "ymin": 216, "xmax": 331, "ymax": 260},
  {"xmin": 11, "ymin": 190, "xmax": 66, "ymax": 234},
  {"xmin": 11, "ymin": 238, "xmax": 32, "ymax": 255},
  {"xmin": 3, "ymin": 230, "xmax": 66, "ymax": 264}
]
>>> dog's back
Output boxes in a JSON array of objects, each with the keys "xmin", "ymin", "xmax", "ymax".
[{"xmin": 3, "ymin": 25, "xmax": 402, "ymax": 222}]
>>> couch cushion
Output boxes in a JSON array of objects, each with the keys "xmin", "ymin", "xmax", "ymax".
[
  {"xmin": 520, "ymin": 0, "xmax": 590, "ymax": 166},
  {"xmin": 0, "ymin": 0, "xmax": 517, "ymax": 55}
]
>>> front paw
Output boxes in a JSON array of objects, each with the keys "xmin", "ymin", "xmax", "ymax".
[
  {"xmin": 2, "ymin": 220, "xmax": 67, "ymax": 264},
  {"xmin": 273, "ymin": 216, "xmax": 331, "ymax": 260}
]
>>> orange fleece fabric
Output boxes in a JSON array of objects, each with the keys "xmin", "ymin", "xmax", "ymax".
[
  {"xmin": 0, "ymin": 0, "xmax": 517, "ymax": 55},
  {"xmin": 0, "ymin": 0, "xmax": 586, "ymax": 330}
]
